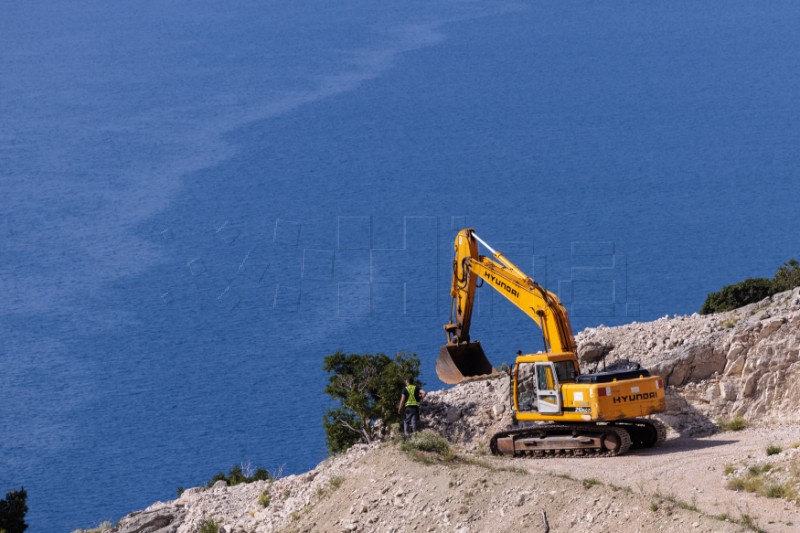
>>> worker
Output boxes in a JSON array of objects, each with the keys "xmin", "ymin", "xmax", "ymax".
[{"xmin": 397, "ymin": 377, "xmax": 426, "ymax": 435}]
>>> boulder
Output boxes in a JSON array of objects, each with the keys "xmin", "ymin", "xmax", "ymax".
[{"xmin": 578, "ymin": 341, "xmax": 613, "ymax": 364}]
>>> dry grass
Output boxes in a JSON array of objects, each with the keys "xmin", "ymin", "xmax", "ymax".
[
  {"xmin": 399, "ymin": 429, "xmax": 455, "ymax": 463},
  {"xmin": 766, "ymin": 444, "xmax": 782, "ymax": 456},
  {"xmin": 727, "ymin": 461, "xmax": 799, "ymax": 503},
  {"xmin": 717, "ymin": 416, "xmax": 747, "ymax": 432}
]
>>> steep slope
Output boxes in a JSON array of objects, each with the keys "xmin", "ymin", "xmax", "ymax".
[{"xmin": 106, "ymin": 444, "xmax": 757, "ymax": 533}]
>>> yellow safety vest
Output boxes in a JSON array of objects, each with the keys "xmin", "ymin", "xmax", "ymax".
[{"xmin": 404, "ymin": 385, "xmax": 419, "ymax": 407}]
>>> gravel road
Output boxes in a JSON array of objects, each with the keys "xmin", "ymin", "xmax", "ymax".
[{"xmin": 521, "ymin": 425, "xmax": 800, "ymax": 533}]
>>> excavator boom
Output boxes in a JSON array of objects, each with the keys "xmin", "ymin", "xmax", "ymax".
[{"xmin": 438, "ymin": 229, "xmax": 575, "ymax": 383}]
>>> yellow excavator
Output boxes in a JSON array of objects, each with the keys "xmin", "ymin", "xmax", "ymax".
[{"xmin": 437, "ymin": 229, "xmax": 666, "ymax": 457}]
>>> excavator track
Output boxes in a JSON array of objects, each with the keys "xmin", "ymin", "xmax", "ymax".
[
  {"xmin": 612, "ymin": 418, "xmax": 667, "ymax": 449},
  {"xmin": 490, "ymin": 424, "xmax": 633, "ymax": 458}
]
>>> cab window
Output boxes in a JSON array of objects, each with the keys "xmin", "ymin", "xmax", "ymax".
[
  {"xmin": 554, "ymin": 360, "xmax": 577, "ymax": 382},
  {"xmin": 516, "ymin": 363, "xmax": 536, "ymax": 411},
  {"xmin": 537, "ymin": 364, "xmax": 555, "ymax": 390}
]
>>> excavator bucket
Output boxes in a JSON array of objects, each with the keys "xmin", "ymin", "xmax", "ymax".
[{"xmin": 436, "ymin": 341, "xmax": 493, "ymax": 384}]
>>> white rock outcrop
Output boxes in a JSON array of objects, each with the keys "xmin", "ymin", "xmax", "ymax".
[{"xmin": 576, "ymin": 288, "xmax": 800, "ymax": 431}]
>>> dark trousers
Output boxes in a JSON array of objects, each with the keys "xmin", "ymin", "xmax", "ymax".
[{"xmin": 404, "ymin": 406, "xmax": 420, "ymax": 435}]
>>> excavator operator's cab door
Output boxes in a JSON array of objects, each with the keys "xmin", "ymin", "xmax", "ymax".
[{"xmin": 535, "ymin": 362, "xmax": 562, "ymax": 414}]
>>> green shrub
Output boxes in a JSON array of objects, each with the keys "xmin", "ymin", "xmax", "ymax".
[
  {"xmin": 727, "ymin": 477, "xmax": 745, "ymax": 491},
  {"xmin": 198, "ymin": 518, "xmax": 219, "ymax": 533},
  {"xmin": 738, "ymin": 513, "xmax": 762, "ymax": 532},
  {"xmin": 701, "ymin": 259, "xmax": 800, "ymax": 314},
  {"xmin": 0, "ymin": 487, "xmax": 28, "ymax": 533},
  {"xmin": 727, "ymin": 462, "xmax": 780, "ymax": 497},
  {"xmin": 766, "ymin": 484, "xmax": 788, "ymax": 498},
  {"xmin": 258, "ymin": 491, "xmax": 271, "ymax": 508},
  {"xmin": 747, "ymin": 464, "xmax": 771, "ymax": 475},
  {"xmin": 653, "ymin": 491, "xmax": 698, "ymax": 512},
  {"xmin": 322, "ymin": 351, "xmax": 421, "ymax": 454},
  {"xmin": 701, "ymin": 278, "xmax": 773, "ymax": 314},
  {"xmin": 399, "ymin": 429, "xmax": 453, "ymax": 460},
  {"xmin": 717, "ymin": 416, "xmax": 747, "ymax": 432},
  {"xmin": 205, "ymin": 464, "xmax": 272, "ymax": 488},
  {"xmin": 728, "ymin": 475, "xmax": 764, "ymax": 493},
  {"xmin": 766, "ymin": 445, "xmax": 782, "ymax": 456},
  {"xmin": 582, "ymin": 478, "xmax": 601, "ymax": 489},
  {"xmin": 724, "ymin": 460, "xmax": 800, "ymax": 504},
  {"xmin": 497, "ymin": 465, "xmax": 529, "ymax": 475},
  {"xmin": 316, "ymin": 475, "xmax": 346, "ymax": 500},
  {"xmin": 772, "ymin": 259, "xmax": 800, "ymax": 292},
  {"xmin": 608, "ymin": 483, "xmax": 630, "ymax": 493}
]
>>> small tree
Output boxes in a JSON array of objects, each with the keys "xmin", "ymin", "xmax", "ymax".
[
  {"xmin": 771, "ymin": 259, "xmax": 800, "ymax": 292},
  {"xmin": 322, "ymin": 351, "xmax": 421, "ymax": 454},
  {"xmin": 205, "ymin": 464, "xmax": 271, "ymax": 488},
  {"xmin": 0, "ymin": 487, "xmax": 28, "ymax": 533}
]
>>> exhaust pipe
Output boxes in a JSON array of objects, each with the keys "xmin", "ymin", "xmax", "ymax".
[{"xmin": 436, "ymin": 341, "xmax": 493, "ymax": 384}]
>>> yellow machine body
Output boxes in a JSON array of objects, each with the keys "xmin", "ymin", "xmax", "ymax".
[
  {"xmin": 438, "ymin": 228, "xmax": 666, "ymax": 428},
  {"xmin": 512, "ymin": 354, "xmax": 665, "ymax": 422}
]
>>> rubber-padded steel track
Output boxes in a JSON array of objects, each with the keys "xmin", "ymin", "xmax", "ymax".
[
  {"xmin": 612, "ymin": 418, "xmax": 667, "ymax": 449},
  {"xmin": 490, "ymin": 424, "xmax": 633, "ymax": 458}
]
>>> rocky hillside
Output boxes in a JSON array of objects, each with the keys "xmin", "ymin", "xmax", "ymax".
[
  {"xmin": 100, "ymin": 442, "xmax": 756, "ymax": 533},
  {"xmin": 80, "ymin": 289, "xmax": 800, "ymax": 533}
]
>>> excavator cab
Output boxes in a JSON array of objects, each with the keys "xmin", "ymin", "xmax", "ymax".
[{"xmin": 513, "ymin": 357, "xmax": 566, "ymax": 415}]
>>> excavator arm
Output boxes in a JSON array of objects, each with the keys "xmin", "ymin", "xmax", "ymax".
[{"xmin": 438, "ymin": 229, "xmax": 577, "ymax": 384}]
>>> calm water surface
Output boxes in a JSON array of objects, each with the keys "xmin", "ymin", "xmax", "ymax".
[{"xmin": 2, "ymin": 1, "xmax": 800, "ymax": 530}]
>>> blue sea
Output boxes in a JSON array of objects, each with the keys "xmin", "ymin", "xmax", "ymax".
[{"xmin": 2, "ymin": 1, "xmax": 800, "ymax": 530}]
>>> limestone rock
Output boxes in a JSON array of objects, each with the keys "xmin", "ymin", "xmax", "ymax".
[
  {"xmin": 578, "ymin": 341, "xmax": 614, "ymax": 363},
  {"xmin": 576, "ymin": 287, "xmax": 800, "ymax": 430},
  {"xmin": 114, "ymin": 507, "xmax": 179, "ymax": 533},
  {"xmin": 491, "ymin": 403, "xmax": 505, "ymax": 418}
]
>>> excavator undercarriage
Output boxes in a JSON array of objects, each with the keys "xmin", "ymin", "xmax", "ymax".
[{"xmin": 490, "ymin": 418, "xmax": 667, "ymax": 458}]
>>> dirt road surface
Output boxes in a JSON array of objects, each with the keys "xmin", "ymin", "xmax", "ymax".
[{"xmin": 520, "ymin": 425, "xmax": 800, "ymax": 533}]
